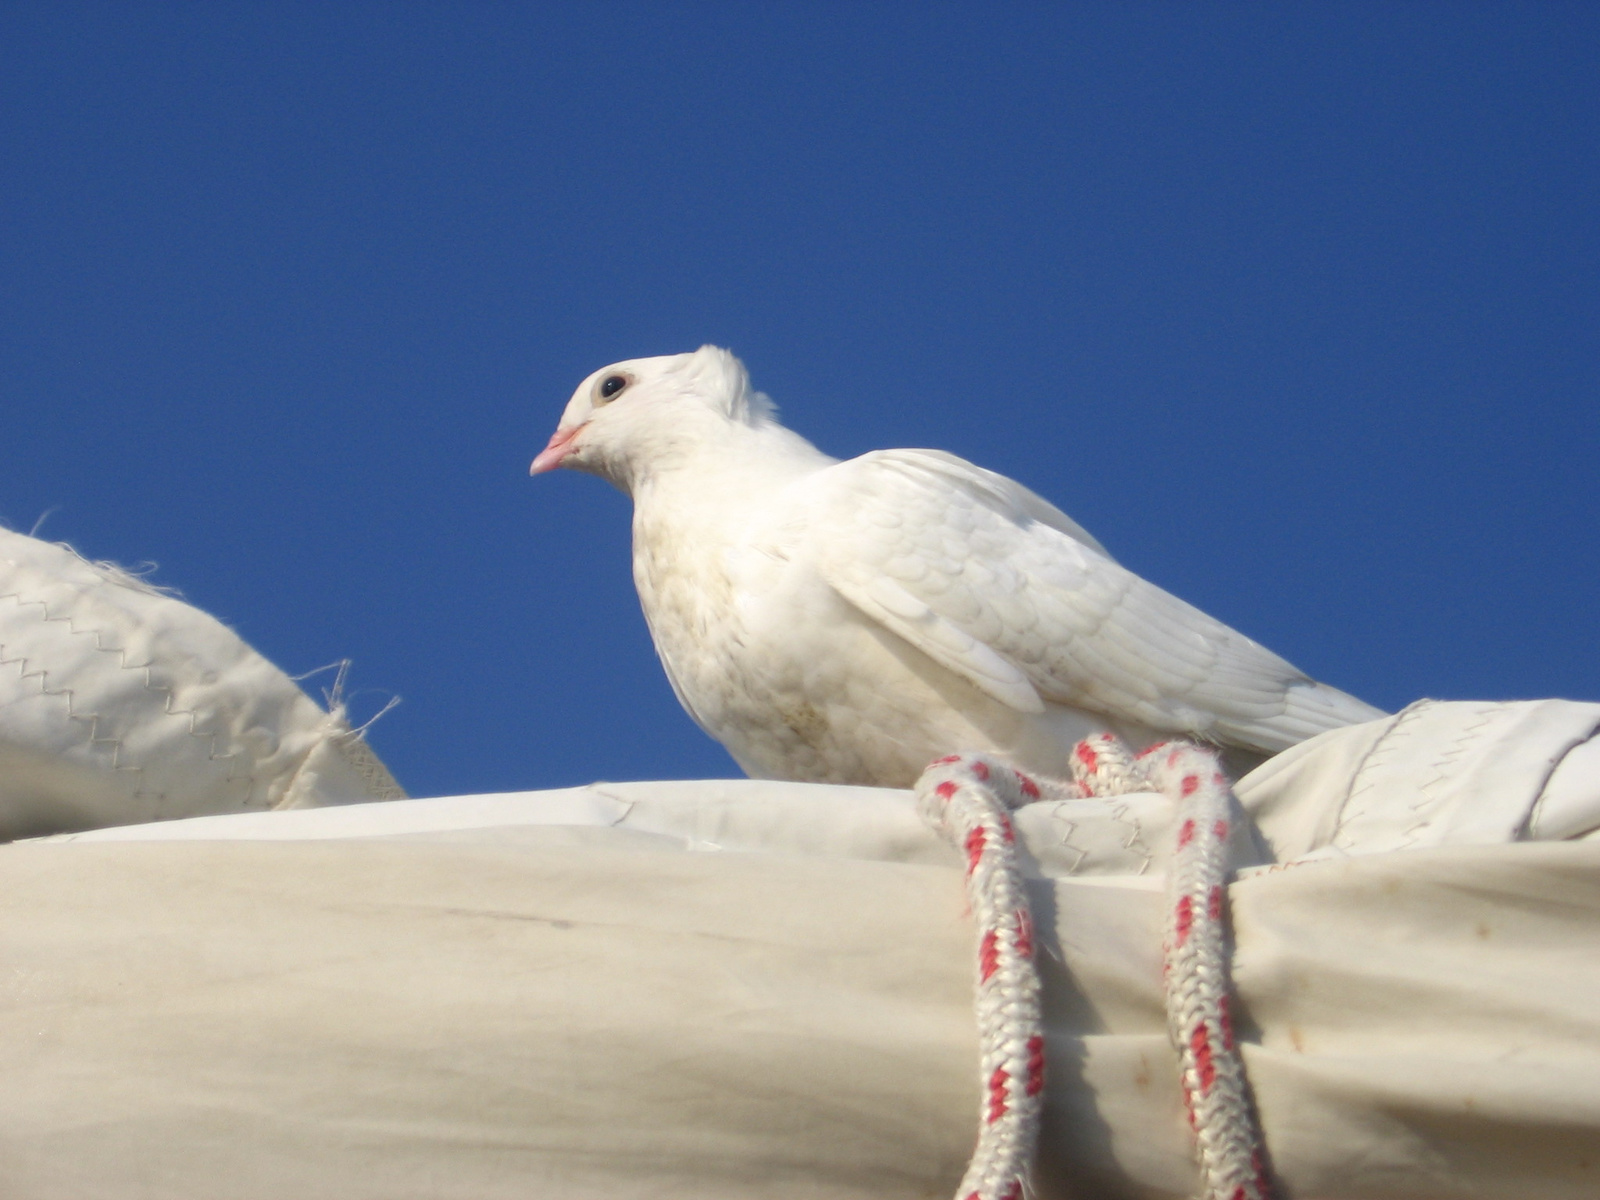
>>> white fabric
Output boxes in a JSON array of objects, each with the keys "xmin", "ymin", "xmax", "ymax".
[
  {"xmin": 1235, "ymin": 698, "xmax": 1600, "ymax": 860},
  {"xmin": 0, "ymin": 529, "xmax": 404, "ymax": 839},
  {"xmin": 8, "ymin": 702, "xmax": 1600, "ymax": 1198}
]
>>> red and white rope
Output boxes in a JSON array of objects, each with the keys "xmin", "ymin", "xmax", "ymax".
[
  {"xmin": 1140, "ymin": 739, "xmax": 1272, "ymax": 1200},
  {"xmin": 914, "ymin": 735, "xmax": 1271, "ymax": 1200},
  {"xmin": 917, "ymin": 753, "xmax": 1049, "ymax": 1200}
]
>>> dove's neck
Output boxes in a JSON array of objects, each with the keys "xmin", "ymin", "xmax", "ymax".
[
  {"xmin": 628, "ymin": 416, "xmax": 835, "ymax": 508},
  {"xmin": 627, "ymin": 416, "xmax": 834, "ymax": 579}
]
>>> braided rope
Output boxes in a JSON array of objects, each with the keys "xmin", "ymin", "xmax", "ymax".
[
  {"xmin": 917, "ymin": 754, "xmax": 1050, "ymax": 1200},
  {"xmin": 1138, "ymin": 739, "xmax": 1271, "ymax": 1200},
  {"xmin": 914, "ymin": 736, "xmax": 1271, "ymax": 1200}
]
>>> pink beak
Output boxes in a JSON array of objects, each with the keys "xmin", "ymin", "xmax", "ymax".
[{"xmin": 530, "ymin": 425, "xmax": 584, "ymax": 475}]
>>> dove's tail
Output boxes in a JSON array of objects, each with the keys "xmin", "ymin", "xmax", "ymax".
[{"xmin": 1222, "ymin": 680, "xmax": 1388, "ymax": 757}]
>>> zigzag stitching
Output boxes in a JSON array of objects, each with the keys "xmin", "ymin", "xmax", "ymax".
[
  {"xmin": 1407, "ymin": 706, "xmax": 1501, "ymax": 809},
  {"xmin": 1395, "ymin": 704, "xmax": 1505, "ymax": 847},
  {"xmin": 1045, "ymin": 805, "xmax": 1089, "ymax": 874},
  {"xmin": 1333, "ymin": 701, "xmax": 1434, "ymax": 849},
  {"xmin": 1104, "ymin": 796, "xmax": 1155, "ymax": 875},
  {"xmin": 0, "ymin": 590, "xmax": 249, "ymax": 796},
  {"xmin": 0, "ymin": 640, "xmax": 141, "ymax": 773}
]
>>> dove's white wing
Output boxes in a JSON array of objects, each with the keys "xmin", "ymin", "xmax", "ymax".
[
  {"xmin": 903, "ymin": 449, "xmax": 1114, "ymax": 559},
  {"xmin": 811, "ymin": 449, "xmax": 1382, "ymax": 754}
]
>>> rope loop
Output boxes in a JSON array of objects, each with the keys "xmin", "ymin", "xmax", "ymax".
[{"xmin": 914, "ymin": 737, "xmax": 1271, "ymax": 1200}]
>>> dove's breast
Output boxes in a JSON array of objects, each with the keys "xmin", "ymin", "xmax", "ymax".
[{"xmin": 630, "ymin": 496, "xmax": 890, "ymax": 781}]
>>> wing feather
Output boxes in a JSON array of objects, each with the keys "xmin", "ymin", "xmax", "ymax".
[
  {"xmin": 810, "ymin": 448, "xmax": 1381, "ymax": 750},
  {"xmin": 828, "ymin": 571, "xmax": 1045, "ymax": 713}
]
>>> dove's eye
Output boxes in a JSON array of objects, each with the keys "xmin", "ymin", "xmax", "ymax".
[{"xmin": 598, "ymin": 374, "xmax": 630, "ymax": 402}]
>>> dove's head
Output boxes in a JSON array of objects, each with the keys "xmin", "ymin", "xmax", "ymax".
[{"xmin": 530, "ymin": 345, "xmax": 779, "ymax": 491}]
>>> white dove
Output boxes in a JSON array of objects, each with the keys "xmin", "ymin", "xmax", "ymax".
[{"xmin": 531, "ymin": 345, "xmax": 1384, "ymax": 786}]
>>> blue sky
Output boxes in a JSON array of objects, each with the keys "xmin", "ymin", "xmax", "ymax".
[{"xmin": 2, "ymin": 3, "xmax": 1595, "ymax": 799}]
